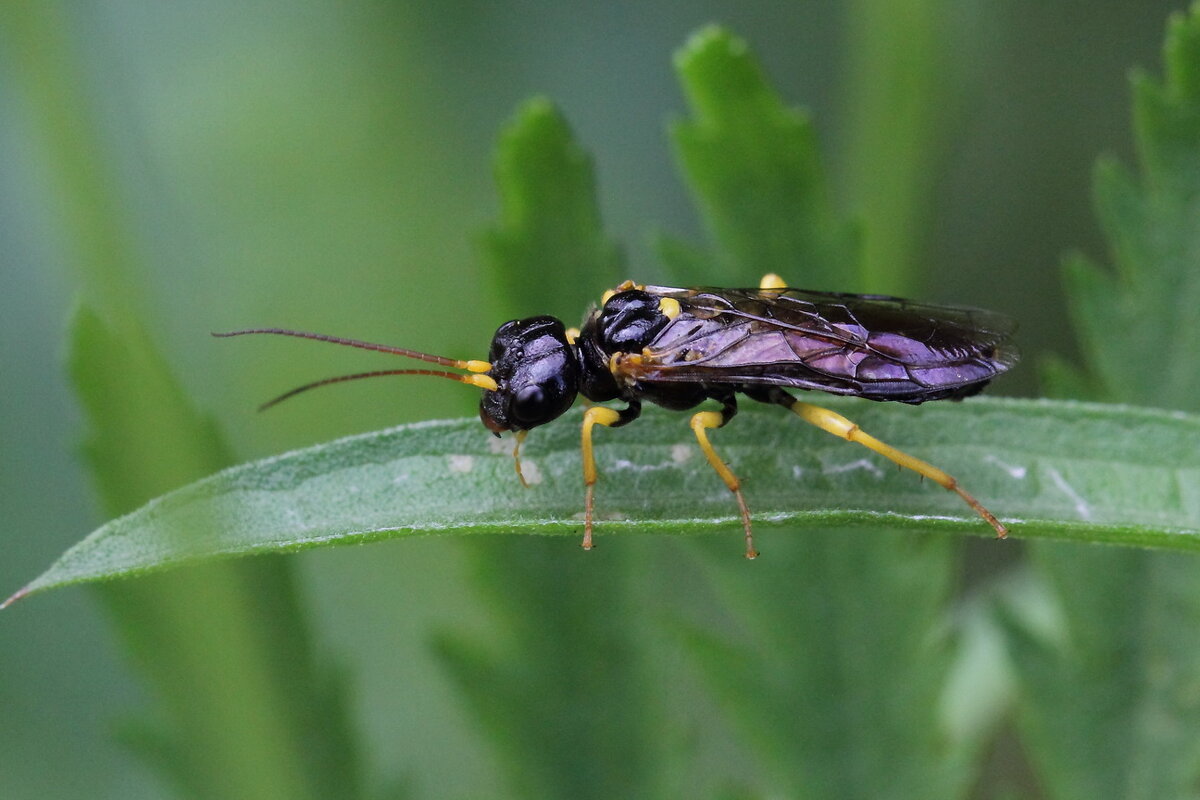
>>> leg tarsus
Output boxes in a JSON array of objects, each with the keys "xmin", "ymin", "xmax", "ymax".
[
  {"xmin": 512, "ymin": 430, "xmax": 531, "ymax": 488},
  {"xmin": 583, "ymin": 484, "xmax": 596, "ymax": 550}
]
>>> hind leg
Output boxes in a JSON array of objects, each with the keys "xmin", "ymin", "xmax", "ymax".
[{"xmin": 750, "ymin": 387, "xmax": 1007, "ymax": 538}]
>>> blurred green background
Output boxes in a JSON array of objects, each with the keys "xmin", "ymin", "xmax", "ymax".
[{"xmin": 0, "ymin": 2, "xmax": 1185, "ymax": 798}]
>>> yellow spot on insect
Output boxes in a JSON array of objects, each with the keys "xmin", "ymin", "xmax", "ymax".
[
  {"xmin": 464, "ymin": 360, "xmax": 492, "ymax": 373},
  {"xmin": 601, "ymin": 280, "xmax": 643, "ymax": 305},
  {"xmin": 565, "ymin": 327, "xmax": 580, "ymax": 344},
  {"xmin": 609, "ymin": 352, "xmax": 643, "ymax": 377},
  {"xmin": 759, "ymin": 273, "xmax": 787, "ymax": 290},
  {"xmin": 658, "ymin": 297, "xmax": 681, "ymax": 319},
  {"xmin": 468, "ymin": 374, "xmax": 499, "ymax": 391}
]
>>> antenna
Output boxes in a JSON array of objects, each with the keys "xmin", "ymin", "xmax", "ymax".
[
  {"xmin": 212, "ymin": 328, "xmax": 492, "ymax": 372},
  {"xmin": 213, "ymin": 328, "xmax": 497, "ymax": 409}
]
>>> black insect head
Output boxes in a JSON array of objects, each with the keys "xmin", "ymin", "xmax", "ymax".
[{"xmin": 479, "ymin": 316, "xmax": 579, "ymax": 434}]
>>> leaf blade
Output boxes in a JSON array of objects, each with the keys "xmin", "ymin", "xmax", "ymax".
[{"xmin": 13, "ymin": 396, "xmax": 1200, "ymax": 601}]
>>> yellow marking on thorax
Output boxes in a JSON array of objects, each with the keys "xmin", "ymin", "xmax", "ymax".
[
  {"xmin": 759, "ymin": 273, "xmax": 788, "ymax": 290},
  {"xmin": 608, "ymin": 352, "xmax": 644, "ymax": 376},
  {"xmin": 658, "ymin": 296, "xmax": 681, "ymax": 319},
  {"xmin": 601, "ymin": 279, "xmax": 644, "ymax": 305}
]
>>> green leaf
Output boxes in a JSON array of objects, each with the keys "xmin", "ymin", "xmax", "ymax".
[
  {"xmin": 663, "ymin": 26, "xmax": 861, "ymax": 289},
  {"xmin": 64, "ymin": 307, "xmax": 369, "ymax": 800},
  {"xmin": 458, "ymin": 95, "xmax": 663, "ymax": 799},
  {"xmin": 666, "ymin": 25, "xmax": 978, "ymax": 795},
  {"xmin": 11, "ymin": 396, "xmax": 1200, "ymax": 601},
  {"xmin": 3, "ymin": 1, "xmax": 375, "ymax": 793},
  {"xmin": 481, "ymin": 96, "xmax": 624, "ymax": 320},
  {"xmin": 1056, "ymin": 8, "xmax": 1200, "ymax": 410},
  {"xmin": 1017, "ymin": 5, "xmax": 1200, "ymax": 798},
  {"xmin": 69, "ymin": 307, "xmax": 234, "ymax": 516},
  {"xmin": 839, "ymin": 0, "xmax": 957, "ymax": 296},
  {"xmin": 1003, "ymin": 544, "xmax": 1200, "ymax": 800},
  {"xmin": 683, "ymin": 529, "xmax": 970, "ymax": 798},
  {"xmin": 432, "ymin": 541, "xmax": 661, "ymax": 799}
]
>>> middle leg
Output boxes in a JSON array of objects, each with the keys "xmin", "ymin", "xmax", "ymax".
[{"xmin": 689, "ymin": 392, "xmax": 758, "ymax": 559}]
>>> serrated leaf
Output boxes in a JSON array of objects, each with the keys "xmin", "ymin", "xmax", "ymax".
[
  {"xmin": 665, "ymin": 26, "xmax": 861, "ymax": 289},
  {"xmin": 7, "ymin": 0, "xmax": 372, "ymax": 789},
  {"xmin": 453, "ymin": 94, "xmax": 665, "ymax": 800},
  {"xmin": 666, "ymin": 24, "xmax": 982, "ymax": 795},
  {"xmin": 10, "ymin": 397, "xmax": 1200, "ymax": 603},
  {"xmin": 685, "ymin": 528, "xmax": 970, "ymax": 798},
  {"xmin": 1059, "ymin": 10, "xmax": 1200, "ymax": 411},
  {"xmin": 1020, "ymin": 5, "xmax": 1200, "ymax": 799},
  {"xmin": 66, "ymin": 307, "xmax": 368, "ymax": 800},
  {"xmin": 481, "ymin": 96, "xmax": 623, "ymax": 320}
]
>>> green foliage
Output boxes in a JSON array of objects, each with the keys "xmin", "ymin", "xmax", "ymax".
[
  {"xmin": 1012, "ymin": 5, "xmax": 1200, "ymax": 798},
  {"xmin": 9, "ymin": 6, "xmax": 1200, "ymax": 799},
  {"xmin": 839, "ymin": 0, "xmax": 955, "ymax": 296},
  {"xmin": 665, "ymin": 26, "xmax": 972, "ymax": 796},
  {"xmin": 14, "ymin": 396, "xmax": 1200, "ymax": 601},
  {"xmin": 661, "ymin": 27, "xmax": 861, "ymax": 289},
  {"xmin": 1051, "ymin": 6, "xmax": 1200, "ymax": 410},
  {"xmin": 1, "ymin": 3, "xmax": 370, "ymax": 795},
  {"xmin": 67, "ymin": 307, "xmax": 369, "ymax": 800},
  {"xmin": 446, "ymin": 95, "xmax": 662, "ymax": 800},
  {"xmin": 482, "ymin": 97, "xmax": 624, "ymax": 320},
  {"xmin": 68, "ymin": 307, "xmax": 233, "ymax": 516}
]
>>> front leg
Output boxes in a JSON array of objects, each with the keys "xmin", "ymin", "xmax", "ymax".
[{"xmin": 581, "ymin": 400, "xmax": 641, "ymax": 550}]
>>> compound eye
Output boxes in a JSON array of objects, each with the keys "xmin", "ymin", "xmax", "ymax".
[{"xmin": 511, "ymin": 384, "xmax": 548, "ymax": 424}]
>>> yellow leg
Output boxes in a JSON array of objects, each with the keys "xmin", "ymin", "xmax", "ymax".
[
  {"xmin": 690, "ymin": 411, "xmax": 758, "ymax": 559},
  {"xmin": 790, "ymin": 401, "xmax": 1008, "ymax": 538},
  {"xmin": 581, "ymin": 406, "xmax": 622, "ymax": 550}
]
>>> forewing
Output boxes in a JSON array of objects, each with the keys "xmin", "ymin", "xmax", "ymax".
[{"xmin": 629, "ymin": 286, "xmax": 1018, "ymax": 399}]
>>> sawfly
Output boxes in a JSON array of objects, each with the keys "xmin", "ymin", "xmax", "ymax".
[{"xmin": 216, "ymin": 274, "xmax": 1017, "ymax": 557}]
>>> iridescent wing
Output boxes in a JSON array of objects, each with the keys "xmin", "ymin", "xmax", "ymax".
[{"xmin": 621, "ymin": 286, "xmax": 1018, "ymax": 402}]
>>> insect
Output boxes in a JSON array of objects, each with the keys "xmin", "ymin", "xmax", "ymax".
[{"xmin": 216, "ymin": 274, "xmax": 1017, "ymax": 558}]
